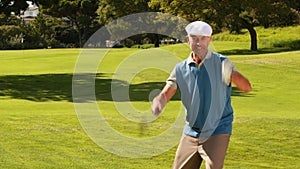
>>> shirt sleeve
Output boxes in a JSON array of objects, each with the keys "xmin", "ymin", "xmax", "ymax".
[
  {"xmin": 222, "ymin": 59, "xmax": 237, "ymax": 85},
  {"xmin": 166, "ymin": 67, "xmax": 177, "ymax": 89}
]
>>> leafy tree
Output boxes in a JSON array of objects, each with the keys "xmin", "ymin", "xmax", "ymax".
[
  {"xmin": 149, "ymin": 0, "xmax": 300, "ymax": 51},
  {"xmin": 256, "ymin": 0, "xmax": 300, "ymax": 28},
  {"xmin": 35, "ymin": 0, "xmax": 100, "ymax": 47},
  {"xmin": 97, "ymin": 0, "xmax": 151, "ymax": 24},
  {"xmin": 0, "ymin": 0, "xmax": 29, "ymax": 25},
  {"xmin": 0, "ymin": 0, "xmax": 28, "ymax": 15},
  {"xmin": 23, "ymin": 12, "xmax": 61, "ymax": 48},
  {"xmin": 97, "ymin": 0, "xmax": 166, "ymax": 47},
  {"xmin": 0, "ymin": 13, "xmax": 23, "ymax": 26},
  {"xmin": 0, "ymin": 25, "xmax": 23, "ymax": 49}
]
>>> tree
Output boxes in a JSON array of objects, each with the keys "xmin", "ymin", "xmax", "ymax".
[
  {"xmin": 97, "ymin": 0, "xmax": 151, "ymax": 24},
  {"xmin": 149, "ymin": 0, "xmax": 300, "ymax": 51},
  {"xmin": 97, "ymin": 0, "xmax": 166, "ymax": 47},
  {"xmin": 35, "ymin": 0, "xmax": 100, "ymax": 47},
  {"xmin": 256, "ymin": 0, "xmax": 300, "ymax": 28},
  {"xmin": 0, "ymin": 25, "xmax": 24, "ymax": 49},
  {"xmin": 0, "ymin": 0, "xmax": 29, "ymax": 25},
  {"xmin": 23, "ymin": 11, "xmax": 62, "ymax": 48},
  {"xmin": 0, "ymin": 0, "xmax": 28, "ymax": 15}
]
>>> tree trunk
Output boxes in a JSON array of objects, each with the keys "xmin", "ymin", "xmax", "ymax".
[
  {"xmin": 248, "ymin": 26, "xmax": 257, "ymax": 51},
  {"xmin": 78, "ymin": 31, "xmax": 82, "ymax": 48},
  {"xmin": 74, "ymin": 21, "xmax": 82, "ymax": 48},
  {"xmin": 154, "ymin": 34, "xmax": 160, "ymax": 48},
  {"xmin": 241, "ymin": 19, "xmax": 258, "ymax": 51}
]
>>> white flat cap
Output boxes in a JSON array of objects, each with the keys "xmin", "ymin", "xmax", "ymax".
[{"xmin": 185, "ymin": 21, "xmax": 212, "ymax": 36}]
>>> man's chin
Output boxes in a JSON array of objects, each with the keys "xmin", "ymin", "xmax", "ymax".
[{"xmin": 193, "ymin": 51, "xmax": 202, "ymax": 57}]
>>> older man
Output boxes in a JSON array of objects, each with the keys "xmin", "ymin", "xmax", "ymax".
[{"xmin": 152, "ymin": 21, "xmax": 252, "ymax": 169}]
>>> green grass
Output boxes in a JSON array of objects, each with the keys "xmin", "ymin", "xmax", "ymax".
[
  {"xmin": 1, "ymin": 28, "xmax": 300, "ymax": 168},
  {"xmin": 225, "ymin": 51, "xmax": 300, "ymax": 169},
  {"xmin": 213, "ymin": 25, "xmax": 300, "ymax": 53}
]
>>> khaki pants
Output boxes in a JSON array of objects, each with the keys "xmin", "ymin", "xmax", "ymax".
[{"xmin": 172, "ymin": 134, "xmax": 230, "ymax": 169}]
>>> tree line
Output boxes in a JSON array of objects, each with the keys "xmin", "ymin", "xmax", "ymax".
[{"xmin": 0, "ymin": 0, "xmax": 299, "ymax": 50}]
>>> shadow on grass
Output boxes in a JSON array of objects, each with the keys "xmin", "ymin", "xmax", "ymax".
[
  {"xmin": 0, "ymin": 73, "xmax": 253, "ymax": 102},
  {"xmin": 231, "ymin": 87, "xmax": 254, "ymax": 97},
  {"xmin": 0, "ymin": 73, "xmax": 174, "ymax": 102}
]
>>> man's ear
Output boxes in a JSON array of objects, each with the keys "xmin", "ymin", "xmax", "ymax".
[
  {"xmin": 186, "ymin": 35, "xmax": 190, "ymax": 43},
  {"xmin": 208, "ymin": 36, "xmax": 212, "ymax": 42}
]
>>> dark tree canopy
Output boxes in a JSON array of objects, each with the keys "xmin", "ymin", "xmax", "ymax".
[
  {"xmin": 0, "ymin": 0, "xmax": 29, "ymax": 15},
  {"xmin": 0, "ymin": 0, "xmax": 299, "ymax": 50},
  {"xmin": 148, "ymin": 0, "xmax": 300, "ymax": 50},
  {"xmin": 34, "ymin": 0, "xmax": 101, "ymax": 47}
]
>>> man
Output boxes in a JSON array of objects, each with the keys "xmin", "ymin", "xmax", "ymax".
[{"xmin": 152, "ymin": 21, "xmax": 252, "ymax": 169}]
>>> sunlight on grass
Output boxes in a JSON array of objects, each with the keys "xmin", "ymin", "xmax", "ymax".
[{"xmin": 0, "ymin": 27, "xmax": 300, "ymax": 168}]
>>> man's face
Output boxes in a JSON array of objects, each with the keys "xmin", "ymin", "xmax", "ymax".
[{"xmin": 187, "ymin": 35, "xmax": 211, "ymax": 58}]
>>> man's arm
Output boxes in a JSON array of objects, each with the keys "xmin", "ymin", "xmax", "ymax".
[
  {"xmin": 151, "ymin": 85, "xmax": 177, "ymax": 116},
  {"xmin": 231, "ymin": 70, "xmax": 252, "ymax": 92}
]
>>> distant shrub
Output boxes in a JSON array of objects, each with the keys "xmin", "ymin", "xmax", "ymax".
[
  {"xmin": 112, "ymin": 44, "xmax": 124, "ymax": 48},
  {"xmin": 273, "ymin": 40, "xmax": 300, "ymax": 49},
  {"xmin": 0, "ymin": 25, "xmax": 24, "ymax": 49},
  {"xmin": 131, "ymin": 44, "xmax": 155, "ymax": 49}
]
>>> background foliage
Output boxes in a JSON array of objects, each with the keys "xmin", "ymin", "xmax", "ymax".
[{"xmin": 0, "ymin": 0, "xmax": 299, "ymax": 50}]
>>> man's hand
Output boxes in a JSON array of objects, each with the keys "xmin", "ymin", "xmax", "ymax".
[
  {"xmin": 151, "ymin": 84, "xmax": 177, "ymax": 116},
  {"xmin": 151, "ymin": 93, "xmax": 167, "ymax": 116}
]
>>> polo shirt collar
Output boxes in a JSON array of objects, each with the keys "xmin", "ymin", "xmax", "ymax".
[{"xmin": 187, "ymin": 50, "xmax": 212, "ymax": 65}]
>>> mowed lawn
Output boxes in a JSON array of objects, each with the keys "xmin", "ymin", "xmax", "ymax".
[{"xmin": 0, "ymin": 44, "xmax": 299, "ymax": 169}]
